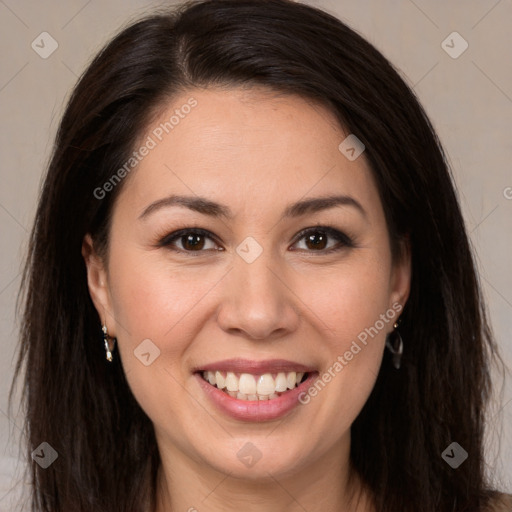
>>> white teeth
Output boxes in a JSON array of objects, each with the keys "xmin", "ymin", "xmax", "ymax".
[
  {"xmin": 215, "ymin": 371, "xmax": 225, "ymax": 389},
  {"xmin": 201, "ymin": 370, "xmax": 308, "ymax": 401},
  {"xmin": 286, "ymin": 372, "xmax": 297, "ymax": 390},
  {"xmin": 225, "ymin": 372, "xmax": 238, "ymax": 392},
  {"xmin": 257, "ymin": 374, "xmax": 275, "ymax": 396},
  {"xmin": 239, "ymin": 373, "xmax": 257, "ymax": 395},
  {"xmin": 275, "ymin": 373, "xmax": 288, "ymax": 392}
]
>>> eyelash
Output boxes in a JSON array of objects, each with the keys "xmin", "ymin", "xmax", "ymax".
[{"xmin": 157, "ymin": 226, "xmax": 355, "ymax": 256}]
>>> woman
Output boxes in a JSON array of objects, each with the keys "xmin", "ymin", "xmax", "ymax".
[{"xmin": 11, "ymin": 0, "xmax": 511, "ymax": 510}]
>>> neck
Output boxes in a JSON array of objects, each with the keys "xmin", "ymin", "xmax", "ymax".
[{"xmin": 153, "ymin": 436, "xmax": 373, "ymax": 512}]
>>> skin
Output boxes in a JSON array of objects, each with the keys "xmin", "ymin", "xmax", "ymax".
[{"xmin": 82, "ymin": 86, "xmax": 411, "ymax": 512}]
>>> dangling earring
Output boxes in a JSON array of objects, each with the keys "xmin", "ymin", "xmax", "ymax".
[
  {"xmin": 102, "ymin": 324, "xmax": 116, "ymax": 362},
  {"xmin": 385, "ymin": 319, "xmax": 403, "ymax": 369}
]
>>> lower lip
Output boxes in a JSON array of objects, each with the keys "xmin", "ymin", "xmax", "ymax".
[{"xmin": 195, "ymin": 372, "xmax": 318, "ymax": 422}]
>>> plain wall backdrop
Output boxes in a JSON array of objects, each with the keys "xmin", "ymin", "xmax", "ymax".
[{"xmin": 0, "ymin": 0, "xmax": 511, "ymax": 509}]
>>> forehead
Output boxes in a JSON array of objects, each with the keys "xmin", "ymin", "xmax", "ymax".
[{"xmin": 114, "ymin": 86, "xmax": 381, "ymax": 223}]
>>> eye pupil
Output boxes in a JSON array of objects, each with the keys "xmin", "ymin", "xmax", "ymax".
[
  {"xmin": 183, "ymin": 234, "xmax": 204, "ymax": 250},
  {"xmin": 305, "ymin": 232, "xmax": 327, "ymax": 250}
]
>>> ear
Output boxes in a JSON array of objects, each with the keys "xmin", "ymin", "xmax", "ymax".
[
  {"xmin": 388, "ymin": 234, "xmax": 412, "ymax": 316},
  {"xmin": 82, "ymin": 233, "xmax": 115, "ymax": 335}
]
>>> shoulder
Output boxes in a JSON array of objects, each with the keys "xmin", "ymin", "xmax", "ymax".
[{"xmin": 484, "ymin": 493, "xmax": 512, "ymax": 512}]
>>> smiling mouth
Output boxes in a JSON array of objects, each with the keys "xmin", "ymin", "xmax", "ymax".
[{"xmin": 199, "ymin": 370, "xmax": 309, "ymax": 401}]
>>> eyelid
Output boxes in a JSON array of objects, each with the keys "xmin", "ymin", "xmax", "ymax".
[{"xmin": 157, "ymin": 225, "xmax": 355, "ymax": 255}]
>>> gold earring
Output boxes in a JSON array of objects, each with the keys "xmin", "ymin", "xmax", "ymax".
[{"xmin": 102, "ymin": 324, "xmax": 116, "ymax": 362}]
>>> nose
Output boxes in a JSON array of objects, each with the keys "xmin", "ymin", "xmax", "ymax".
[{"xmin": 215, "ymin": 246, "xmax": 301, "ymax": 341}]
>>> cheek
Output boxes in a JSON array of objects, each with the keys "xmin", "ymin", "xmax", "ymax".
[
  {"xmin": 107, "ymin": 243, "xmax": 206, "ymax": 340},
  {"xmin": 298, "ymin": 249, "xmax": 392, "ymax": 409},
  {"xmin": 315, "ymin": 274, "xmax": 390, "ymax": 381},
  {"xmin": 303, "ymin": 251, "xmax": 393, "ymax": 341},
  {"xmin": 105, "ymin": 244, "xmax": 229, "ymax": 398},
  {"xmin": 105, "ymin": 247, "xmax": 183, "ymax": 378},
  {"xmin": 105, "ymin": 249, "xmax": 199, "ymax": 425}
]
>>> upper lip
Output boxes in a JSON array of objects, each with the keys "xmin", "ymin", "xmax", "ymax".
[{"xmin": 195, "ymin": 358, "xmax": 316, "ymax": 374}]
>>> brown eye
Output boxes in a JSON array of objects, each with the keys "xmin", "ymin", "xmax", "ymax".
[
  {"xmin": 159, "ymin": 228, "xmax": 221, "ymax": 253},
  {"xmin": 304, "ymin": 231, "xmax": 328, "ymax": 250},
  {"xmin": 291, "ymin": 226, "xmax": 354, "ymax": 253},
  {"xmin": 159, "ymin": 225, "xmax": 354, "ymax": 256},
  {"xmin": 181, "ymin": 233, "xmax": 206, "ymax": 251}
]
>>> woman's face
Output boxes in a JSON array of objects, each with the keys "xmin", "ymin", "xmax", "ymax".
[{"xmin": 84, "ymin": 87, "xmax": 410, "ymax": 483}]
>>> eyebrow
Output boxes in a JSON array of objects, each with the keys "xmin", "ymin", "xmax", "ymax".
[{"xmin": 138, "ymin": 193, "xmax": 367, "ymax": 221}]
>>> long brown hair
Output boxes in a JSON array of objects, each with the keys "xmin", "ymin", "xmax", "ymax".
[{"xmin": 11, "ymin": 0, "xmax": 507, "ymax": 510}]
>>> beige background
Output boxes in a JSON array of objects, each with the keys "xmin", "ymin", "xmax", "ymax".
[{"xmin": 0, "ymin": 0, "xmax": 511, "ymax": 509}]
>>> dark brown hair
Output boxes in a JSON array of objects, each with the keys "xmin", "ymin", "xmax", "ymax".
[{"xmin": 11, "ymin": 0, "xmax": 507, "ymax": 510}]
